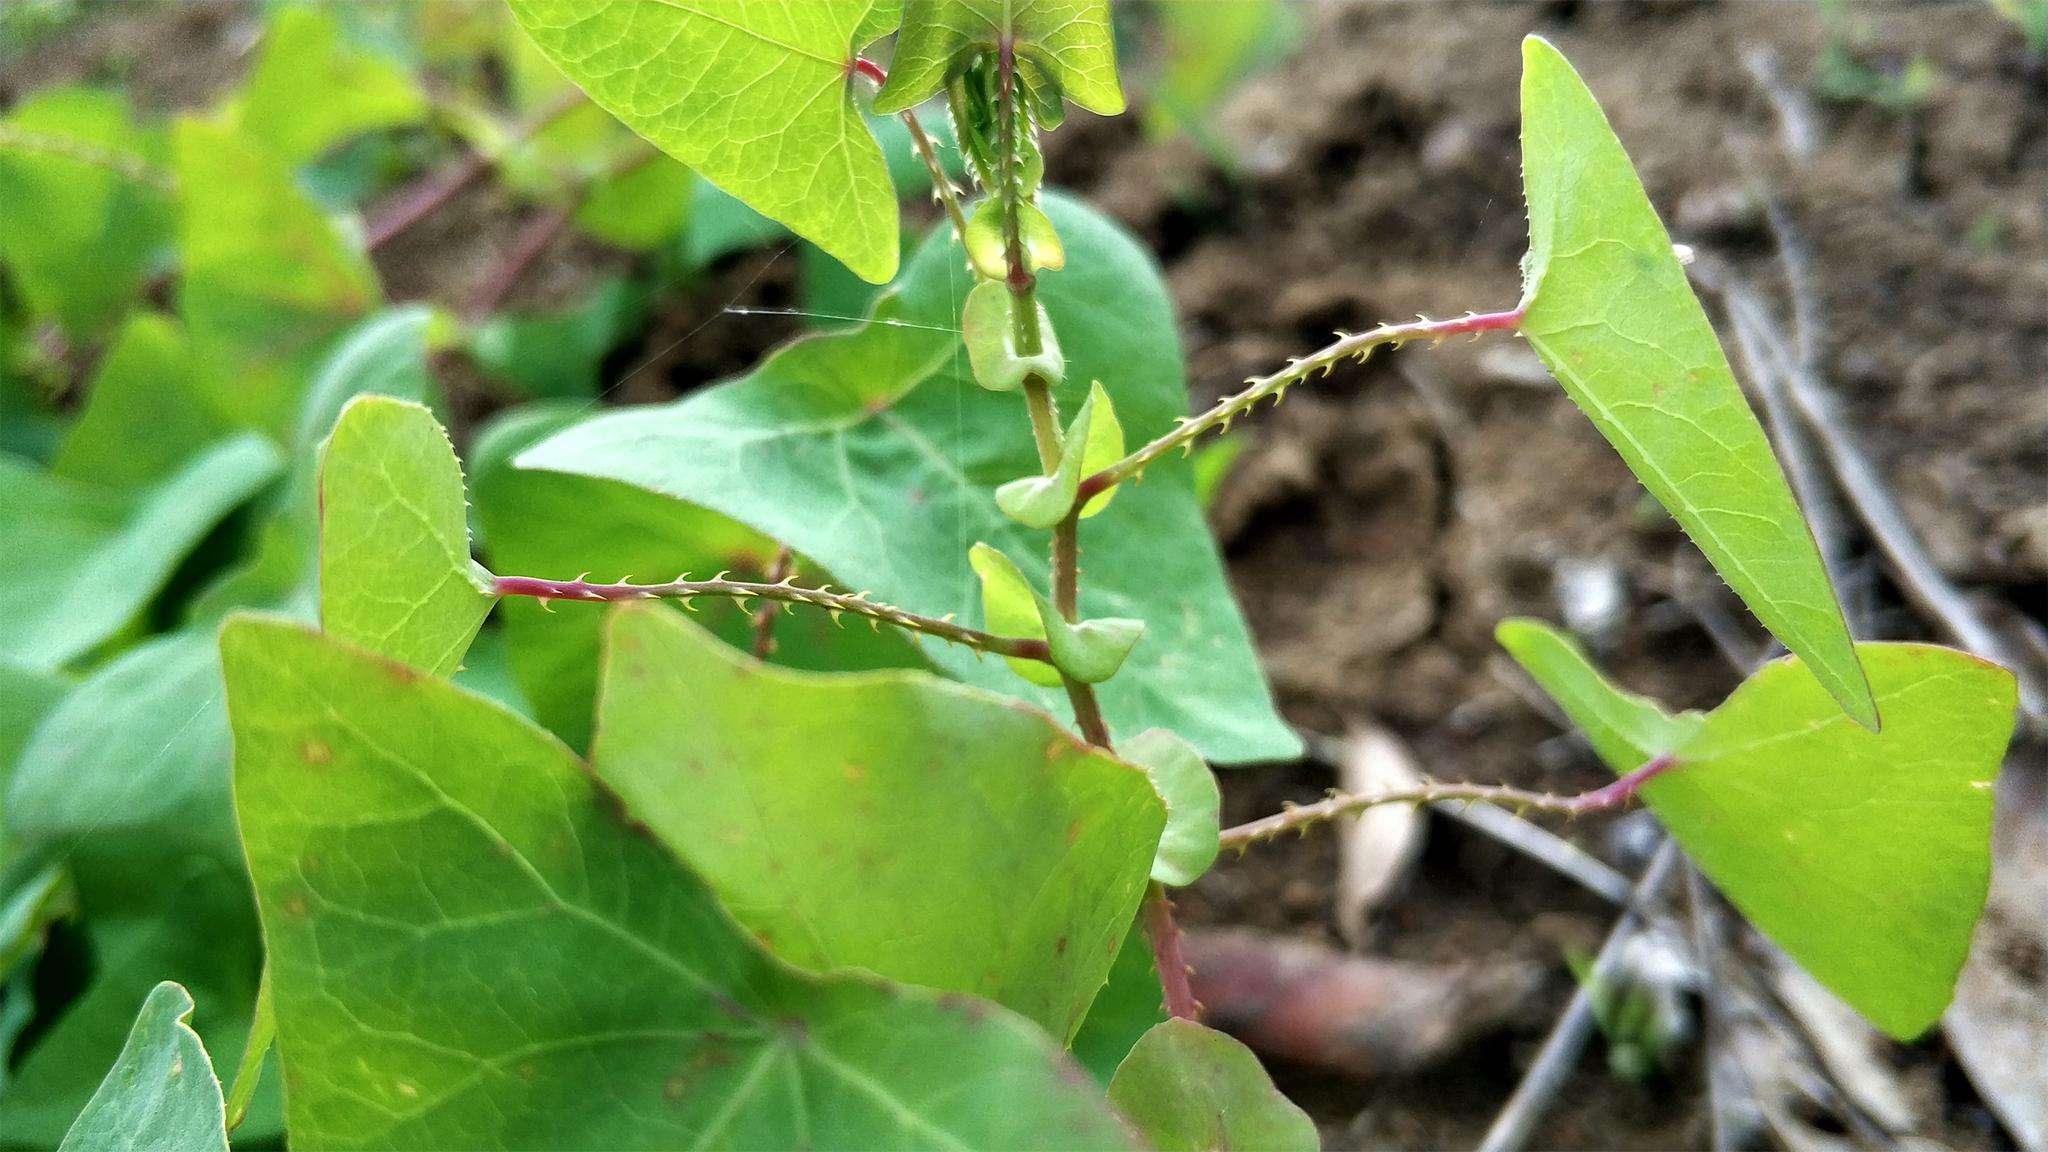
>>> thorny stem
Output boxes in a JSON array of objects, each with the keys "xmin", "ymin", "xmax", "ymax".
[
  {"xmin": 491, "ymin": 574, "xmax": 1052, "ymax": 664},
  {"xmin": 1142, "ymin": 882, "xmax": 1200, "ymax": 1020},
  {"xmin": 749, "ymin": 547, "xmax": 795, "ymax": 659},
  {"xmin": 852, "ymin": 57, "xmax": 970, "ymax": 243},
  {"xmin": 1021, "ymin": 378, "xmax": 1064, "ymax": 471},
  {"xmin": 995, "ymin": 42, "xmax": 1043, "ymax": 352},
  {"xmin": 1073, "ymin": 306, "xmax": 1528, "ymax": 509},
  {"xmin": 1219, "ymin": 754, "xmax": 1677, "ymax": 850},
  {"xmin": 0, "ymin": 124, "xmax": 176, "ymax": 192}
]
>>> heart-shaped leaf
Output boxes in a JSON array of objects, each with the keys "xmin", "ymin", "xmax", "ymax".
[
  {"xmin": 1107, "ymin": 1018, "xmax": 1318, "ymax": 1152},
  {"xmin": 507, "ymin": 0, "xmax": 902, "ymax": 282},
  {"xmin": 1122, "ymin": 729, "xmax": 1221, "ymax": 887},
  {"xmin": 875, "ymin": 0, "xmax": 1124, "ymax": 116},
  {"xmin": 593, "ymin": 604, "xmax": 1163, "ymax": 1039},
  {"xmin": 519, "ymin": 195, "xmax": 1297, "ymax": 763},
  {"xmin": 224, "ymin": 614, "xmax": 1138, "ymax": 1148},
  {"xmin": 58, "ymin": 982, "xmax": 227, "ymax": 1152},
  {"xmin": 1518, "ymin": 36, "xmax": 1875, "ymax": 729},
  {"xmin": 1498, "ymin": 618, "xmax": 2017, "ymax": 1037},
  {"xmin": 318, "ymin": 396, "xmax": 493, "ymax": 677}
]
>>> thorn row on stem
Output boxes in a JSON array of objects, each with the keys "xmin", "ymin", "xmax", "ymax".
[
  {"xmin": 491, "ymin": 573, "xmax": 1052, "ymax": 664},
  {"xmin": 1073, "ymin": 306, "xmax": 1528, "ymax": 508},
  {"xmin": 1218, "ymin": 753, "xmax": 1675, "ymax": 850}
]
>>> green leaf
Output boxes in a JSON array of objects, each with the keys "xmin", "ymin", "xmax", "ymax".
[
  {"xmin": 1068, "ymin": 920, "xmax": 1166, "ymax": 1084},
  {"xmin": 0, "ymin": 631, "xmax": 278, "ymax": 1144},
  {"xmin": 1498, "ymin": 619, "xmax": 2018, "ymax": 1038},
  {"xmin": 469, "ymin": 403, "xmax": 919, "ymax": 750},
  {"xmin": 186, "ymin": 307, "xmax": 442, "ymax": 625},
  {"xmin": 0, "ymin": 435, "xmax": 281, "ymax": 670},
  {"xmin": 175, "ymin": 119, "xmax": 380, "ymax": 435},
  {"xmin": 968, "ymin": 543, "xmax": 1142, "ymax": 685},
  {"xmin": 875, "ymin": 0, "xmax": 1124, "ymax": 116},
  {"xmin": 0, "ymin": 662, "xmax": 67, "ymax": 791},
  {"xmin": 996, "ymin": 380, "xmax": 1114, "ymax": 527},
  {"xmin": 520, "ymin": 194, "xmax": 1298, "ymax": 763},
  {"xmin": 963, "ymin": 278, "xmax": 1064, "ymax": 392},
  {"xmin": 593, "ymin": 604, "xmax": 1163, "ymax": 1039},
  {"xmin": 318, "ymin": 397, "xmax": 493, "ymax": 677},
  {"xmin": 1107, "ymin": 1018, "xmax": 1318, "ymax": 1152},
  {"xmin": 1517, "ymin": 36, "xmax": 1875, "ymax": 729},
  {"xmin": 50, "ymin": 314, "xmax": 236, "ymax": 491},
  {"xmin": 224, "ymin": 615, "xmax": 1137, "ymax": 1149},
  {"xmin": 57, "ymin": 982, "xmax": 227, "ymax": 1152},
  {"xmin": 0, "ymin": 87, "xmax": 174, "ymax": 335},
  {"xmin": 468, "ymin": 278, "xmax": 645, "ymax": 399},
  {"xmin": 1123, "ymin": 729, "xmax": 1220, "ymax": 887},
  {"xmin": 507, "ymin": 0, "xmax": 902, "ymax": 283},
  {"xmin": 1146, "ymin": 0, "xmax": 1296, "ymax": 139},
  {"xmin": 574, "ymin": 156, "xmax": 695, "ymax": 250},
  {"xmin": 969, "ymin": 540, "xmax": 1063, "ymax": 688},
  {"xmin": 231, "ymin": 4, "xmax": 425, "ymax": 167},
  {"xmin": 1493, "ymin": 619, "xmax": 1703, "ymax": 769}
]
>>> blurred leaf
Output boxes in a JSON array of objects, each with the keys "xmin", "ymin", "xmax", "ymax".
[
  {"xmin": 51, "ymin": 313, "xmax": 234, "ymax": 491},
  {"xmin": 1190, "ymin": 434, "xmax": 1244, "ymax": 510},
  {"xmin": 0, "ymin": 87, "xmax": 174, "ymax": 335},
  {"xmin": 175, "ymin": 119, "xmax": 379, "ymax": 434},
  {"xmin": 224, "ymin": 614, "xmax": 1139, "ymax": 1148},
  {"xmin": 187, "ymin": 307, "xmax": 440, "ymax": 624},
  {"xmin": 231, "ymin": 4, "xmax": 426, "ymax": 167},
  {"xmin": 57, "ymin": 982, "xmax": 226, "ymax": 1152},
  {"xmin": 522, "ymin": 195, "xmax": 1297, "ymax": 763},
  {"xmin": 1518, "ymin": 37, "xmax": 1874, "ymax": 729},
  {"xmin": 594, "ymin": 605, "xmax": 1163, "ymax": 1039},
  {"xmin": 1499, "ymin": 619, "xmax": 2017, "ymax": 1038},
  {"xmin": 1122, "ymin": 728, "xmax": 1220, "ymax": 887},
  {"xmin": 1068, "ymin": 920, "xmax": 1165, "ymax": 1084},
  {"xmin": 574, "ymin": 156, "xmax": 693, "ymax": 249},
  {"xmin": 318, "ymin": 397, "xmax": 493, "ymax": 676},
  {"xmin": 877, "ymin": 0, "xmax": 1124, "ymax": 116},
  {"xmin": 507, "ymin": 0, "xmax": 901, "ymax": 282},
  {"xmin": 469, "ymin": 403, "xmax": 917, "ymax": 751},
  {"xmin": 682, "ymin": 170, "xmax": 792, "ymax": 267},
  {"xmin": 1146, "ymin": 0, "xmax": 1296, "ymax": 139},
  {"xmin": 0, "ymin": 435, "xmax": 280, "ymax": 670},
  {"xmin": 0, "ymin": 662, "xmax": 66, "ymax": 787},
  {"xmin": 1107, "ymin": 1018, "xmax": 1318, "ymax": 1152},
  {"xmin": 468, "ymin": 277, "xmax": 644, "ymax": 399}
]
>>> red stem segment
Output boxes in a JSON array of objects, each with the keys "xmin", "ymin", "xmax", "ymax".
[{"xmin": 1143, "ymin": 883, "xmax": 1200, "ymax": 1020}]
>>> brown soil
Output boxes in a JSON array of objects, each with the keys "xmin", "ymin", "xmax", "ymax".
[{"xmin": 15, "ymin": 1, "xmax": 2048, "ymax": 1148}]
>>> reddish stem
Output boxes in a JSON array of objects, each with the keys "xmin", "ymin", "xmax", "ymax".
[
  {"xmin": 851, "ymin": 56, "xmax": 888, "ymax": 87},
  {"xmin": 1143, "ymin": 883, "xmax": 1200, "ymax": 1020}
]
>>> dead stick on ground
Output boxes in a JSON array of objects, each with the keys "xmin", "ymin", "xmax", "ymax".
[{"xmin": 1477, "ymin": 841, "xmax": 1682, "ymax": 1152}]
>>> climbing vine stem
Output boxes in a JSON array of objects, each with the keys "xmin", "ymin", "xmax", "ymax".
[{"xmin": 491, "ymin": 573, "xmax": 1052, "ymax": 664}]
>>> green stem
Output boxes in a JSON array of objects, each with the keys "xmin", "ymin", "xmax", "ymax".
[
  {"xmin": 1072, "ymin": 306, "xmax": 1528, "ymax": 509},
  {"xmin": 491, "ymin": 573, "xmax": 1052, "ymax": 665}
]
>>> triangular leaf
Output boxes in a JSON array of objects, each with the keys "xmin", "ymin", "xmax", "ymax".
[
  {"xmin": 1493, "ymin": 618, "xmax": 1703, "ymax": 769},
  {"xmin": 1499, "ymin": 619, "xmax": 2016, "ymax": 1038},
  {"xmin": 1122, "ymin": 729, "xmax": 1221, "ymax": 887},
  {"xmin": 506, "ymin": 0, "xmax": 902, "ymax": 282},
  {"xmin": 1107, "ymin": 1018, "xmax": 1318, "ymax": 1152},
  {"xmin": 58, "ymin": 982, "xmax": 227, "ymax": 1152},
  {"xmin": 230, "ymin": 4, "xmax": 425, "ymax": 166},
  {"xmin": 876, "ymin": 0, "xmax": 1125, "ymax": 116},
  {"xmin": 317, "ymin": 396, "xmax": 493, "ymax": 677},
  {"xmin": 1518, "ymin": 36, "xmax": 1875, "ymax": 729},
  {"xmin": 224, "ymin": 614, "xmax": 1137, "ymax": 1148},
  {"xmin": 593, "ymin": 604, "xmax": 1163, "ymax": 1039}
]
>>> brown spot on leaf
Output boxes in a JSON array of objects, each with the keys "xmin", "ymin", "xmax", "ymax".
[{"xmin": 300, "ymin": 739, "xmax": 331, "ymax": 765}]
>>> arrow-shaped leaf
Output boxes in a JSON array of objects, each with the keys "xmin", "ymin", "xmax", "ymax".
[
  {"xmin": 507, "ymin": 0, "xmax": 903, "ymax": 283},
  {"xmin": 1518, "ymin": 36, "xmax": 1876, "ymax": 729},
  {"xmin": 1499, "ymin": 618, "xmax": 2016, "ymax": 1038}
]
